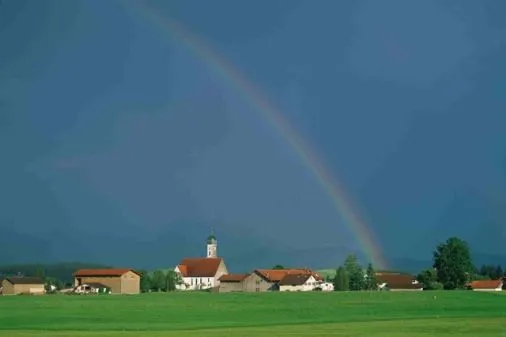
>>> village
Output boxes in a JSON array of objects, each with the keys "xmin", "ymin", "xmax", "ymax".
[{"xmin": 0, "ymin": 234, "xmax": 503, "ymax": 295}]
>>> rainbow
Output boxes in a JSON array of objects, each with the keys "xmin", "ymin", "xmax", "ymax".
[{"xmin": 122, "ymin": 2, "xmax": 388, "ymax": 270}]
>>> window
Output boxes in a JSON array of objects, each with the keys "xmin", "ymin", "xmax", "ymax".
[{"xmin": 255, "ymin": 287, "xmax": 260, "ymax": 292}]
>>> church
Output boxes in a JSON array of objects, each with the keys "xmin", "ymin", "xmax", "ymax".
[{"xmin": 174, "ymin": 233, "xmax": 229, "ymax": 291}]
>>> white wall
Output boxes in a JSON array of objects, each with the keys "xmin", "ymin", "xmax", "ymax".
[
  {"xmin": 174, "ymin": 261, "xmax": 228, "ymax": 291},
  {"xmin": 280, "ymin": 276, "xmax": 317, "ymax": 292}
]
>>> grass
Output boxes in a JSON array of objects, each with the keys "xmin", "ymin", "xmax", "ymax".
[{"xmin": 0, "ymin": 291, "xmax": 505, "ymax": 336}]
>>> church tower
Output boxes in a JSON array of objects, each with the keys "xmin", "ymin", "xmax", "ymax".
[{"xmin": 206, "ymin": 232, "xmax": 217, "ymax": 258}]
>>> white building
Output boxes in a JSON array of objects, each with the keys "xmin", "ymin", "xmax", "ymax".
[
  {"xmin": 174, "ymin": 233, "xmax": 228, "ymax": 291},
  {"xmin": 279, "ymin": 274, "xmax": 318, "ymax": 292},
  {"xmin": 318, "ymin": 282, "xmax": 334, "ymax": 292}
]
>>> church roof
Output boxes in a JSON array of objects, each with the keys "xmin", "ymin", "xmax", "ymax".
[{"xmin": 177, "ymin": 258, "xmax": 223, "ymax": 277}]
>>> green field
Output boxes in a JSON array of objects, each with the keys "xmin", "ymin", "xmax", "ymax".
[{"xmin": 0, "ymin": 291, "xmax": 505, "ymax": 336}]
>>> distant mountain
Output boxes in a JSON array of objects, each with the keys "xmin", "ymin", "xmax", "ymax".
[
  {"xmin": 0, "ymin": 262, "xmax": 112, "ymax": 284},
  {"xmin": 0, "ymin": 224, "xmax": 503, "ymax": 275}
]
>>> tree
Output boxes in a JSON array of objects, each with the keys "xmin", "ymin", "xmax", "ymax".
[
  {"xmin": 139, "ymin": 270, "xmax": 151, "ymax": 293},
  {"xmin": 479, "ymin": 264, "xmax": 495, "ymax": 279},
  {"xmin": 433, "ymin": 237, "xmax": 473, "ymax": 290},
  {"xmin": 272, "ymin": 265, "xmax": 284, "ymax": 270},
  {"xmin": 333, "ymin": 266, "xmax": 349, "ymax": 291},
  {"xmin": 364, "ymin": 263, "xmax": 378, "ymax": 290},
  {"xmin": 151, "ymin": 270, "xmax": 166, "ymax": 292},
  {"xmin": 343, "ymin": 254, "xmax": 364, "ymax": 291},
  {"xmin": 35, "ymin": 266, "xmax": 45, "ymax": 279},
  {"xmin": 165, "ymin": 270, "xmax": 181, "ymax": 292},
  {"xmin": 416, "ymin": 268, "xmax": 441, "ymax": 290},
  {"xmin": 494, "ymin": 265, "xmax": 503, "ymax": 280}
]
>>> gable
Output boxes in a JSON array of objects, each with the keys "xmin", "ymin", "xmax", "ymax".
[{"xmin": 123, "ymin": 271, "xmax": 140, "ymax": 279}]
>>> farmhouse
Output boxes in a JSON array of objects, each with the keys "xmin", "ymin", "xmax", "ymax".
[
  {"xmin": 218, "ymin": 274, "xmax": 249, "ymax": 293},
  {"xmin": 175, "ymin": 233, "xmax": 228, "ymax": 290},
  {"xmin": 236, "ymin": 268, "xmax": 324, "ymax": 292},
  {"xmin": 279, "ymin": 274, "xmax": 318, "ymax": 292},
  {"xmin": 1, "ymin": 277, "xmax": 45, "ymax": 295},
  {"xmin": 375, "ymin": 272, "xmax": 423, "ymax": 291},
  {"xmin": 469, "ymin": 280, "xmax": 503, "ymax": 292},
  {"xmin": 73, "ymin": 269, "xmax": 140, "ymax": 294}
]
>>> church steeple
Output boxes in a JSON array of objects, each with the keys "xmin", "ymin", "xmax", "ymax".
[{"xmin": 206, "ymin": 230, "xmax": 217, "ymax": 258}]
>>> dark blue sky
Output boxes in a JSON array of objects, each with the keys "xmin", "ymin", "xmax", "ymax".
[{"xmin": 0, "ymin": 0, "xmax": 505, "ymax": 269}]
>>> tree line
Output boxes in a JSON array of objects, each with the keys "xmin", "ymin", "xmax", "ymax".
[
  {"xmin": 332, "ymin": 236, "xmax": 505, "ymax": 292},
  {"xmin": 416, "ymin": 237, "xmax": 505, "ymax": 290},
  {"xmin": 0, "ymin": 262, "xmax": 112, "ymax": 291},
  {"xmin": 138, "ymin": 269, "xmax": 183, "ymax": 293},
  {"xmin": 1, "ymin": 236, "xmax": 504, "ymax": 292},
  {"xmin": 332, "ymin": 254, "xmax": 378, "ymax": 291}
]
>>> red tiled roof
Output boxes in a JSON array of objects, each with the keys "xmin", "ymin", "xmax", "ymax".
[
  {"xmin": 279, "ymin": 273, "xmax": 312, "ymax": 286},
  {"xmin": 177, "ymin": 265, "xmax": 188, "ymax": 276},
  {"xmin": 255, "ymin": 268, "xmax": 322, "ymax": 282},
  {"xmin": 470, "ymin": 280, "xmax": 503, "ymax": 290},
  {"xmin": 376, "ymin": 273, "xmax": 415, "ymax": 284},
  {"xmin": 73, "ymin": 269, "xmax": 140, "ymax": 277},
  {"xmin": 177, "ymin": 258, "xmax": 223, "ymax": 277},
  {"xmin": 219, "ymin": 274, "xmax": 248, "ymax": 282}
]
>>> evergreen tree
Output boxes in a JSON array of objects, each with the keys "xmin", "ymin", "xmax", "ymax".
[
  {"xmin": 139, "ymin": 270, "xmax": 151, "ymax": 293},
  {"xmin": 343, "ymin": 254, "xmax": 364, "ymax": 291},
  {"xmin": 333, "ymin": 266, "xmax": 349, "ymax": 291},
  {"xmin": 494, "ymin": 265, "xmax": 503, "ymax": 280},
  {"xmin": 364, "ymin": 263, "xmax": 378, "ymax": 290}
]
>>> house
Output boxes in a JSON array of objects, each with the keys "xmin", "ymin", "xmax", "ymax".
[
  {"xmin": 74, "ymin": 283, "xmax": 111, "ymax": 294},
  {"xmin": 1, "ymin": 277, "xmax": 45, "ymax": 295},
  {"xmin": 175, "ymin": 257, "xmax": 228, "ymax": 290},
  {"xmin": 174, "ymin": 233, "xmax": 228, "ymax": 291},
  {"xmin": 375, "ymin": 272, "xmax": 423, "ymax": 291},
  {"xmin": 469, "ymin": 280, "xmax": 503, "ymax": 292},
  {"xmin": 73, "ymin": 269, "xmax": 140, "ymax": 294},
  {"xmin": 279, "ymin": 274, "xmax": 318, "ymax": 292},
  {"xmin": 241, "ymin": 268, "xmax": 323, "ymax": 292},
  {"xmin": 218, "ymin": 274, "xmax": 249, "ymax": 292}
]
